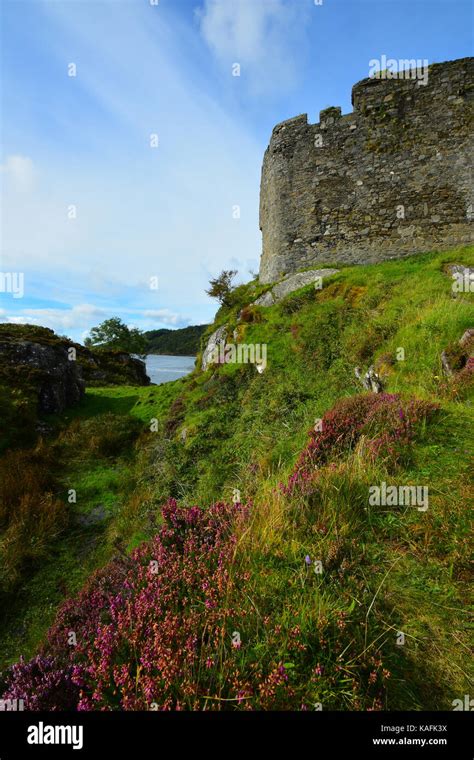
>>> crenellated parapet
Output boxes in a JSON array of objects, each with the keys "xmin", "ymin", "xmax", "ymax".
[{"xmin": 259, "ymin": 57, "xmax": 474, "ymax": 284}]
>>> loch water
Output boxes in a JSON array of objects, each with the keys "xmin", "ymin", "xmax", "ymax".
[{"xmin": 145, "ymin": 354, "xmax": 196, "ymax": 385}]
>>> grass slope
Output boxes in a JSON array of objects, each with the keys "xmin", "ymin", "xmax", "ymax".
[{"xmin": 0, "ymin": 246, "xmax": 472, "ymax": 709}]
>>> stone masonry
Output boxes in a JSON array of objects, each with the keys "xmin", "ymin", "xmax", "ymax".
[{"xmin": 259, "ymin": 58, "xmax": 474, "ymax": 284}]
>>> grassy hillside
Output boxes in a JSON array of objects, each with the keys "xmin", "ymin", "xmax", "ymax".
[
  {"xmin": 0, "ymin": 246, "xmax": 472, "ymax": 710},
  {"xmin": 144, "ymin": 324, "xmax": 208, "ymax": 355}
]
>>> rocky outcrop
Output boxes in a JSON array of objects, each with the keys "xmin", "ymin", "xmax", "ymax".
[
  {"xmin": 446, "ymin": 263, "xmax": 474, "ymax": 295},
  {"xmin": 0, "ymin": 325, "xmax": 150, "ymax": 420},
  {"xmin": 201, "ymin": 326, "xmax": 227, "ymax": 371},
  {"xmin": 440, "ymin": 327, "xmax": 474, "ymax": 376},
  {"xmin": 0, "ymin": 326, "xmax": 85, "ymax": 414},
  {"xmin": 253, "ymin": 268, "xmax": 339, "ymax": 307},
  {"xmin": 355, "ymin": 365, "xmax": 384, "ymax": 393},
  {"xmin": 77, "ymin": 348, "xmax": 150, "ymax": 387}
]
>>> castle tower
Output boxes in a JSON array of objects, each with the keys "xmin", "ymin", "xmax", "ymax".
[{"xmin": 259, "ymin": 57, "xmax": 474, "ymax": 284}]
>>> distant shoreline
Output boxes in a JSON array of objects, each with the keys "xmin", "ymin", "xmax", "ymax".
[{"xmin": 146, "ymin": 352, "xmax": 196, "ymax": 358}]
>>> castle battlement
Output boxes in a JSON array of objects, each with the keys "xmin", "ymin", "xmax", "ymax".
[{"xmin": 259, "ymin": 57, "xmax": 474, "ymax": 283}]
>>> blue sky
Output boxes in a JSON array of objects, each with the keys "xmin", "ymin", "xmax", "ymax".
[{"xmin": 1, "ymin": 0, "xmax": 472, "ymax": 342}]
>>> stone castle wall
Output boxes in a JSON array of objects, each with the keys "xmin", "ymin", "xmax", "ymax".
[{"xmin": 259, "ymin": 58, "xmax": 474, "ymax": 284}]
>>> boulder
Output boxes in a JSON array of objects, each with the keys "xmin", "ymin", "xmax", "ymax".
[
  {"xmin": 446, "ymin": 264, "xmax": 474, "ymax": 279},
  {"xmin": 201, "ymin": 326, "xmax": 227, "ymax": 371},
  {"xmin": 355, "ymin": 365, "xmax": 384, "ymax": 393},
  {"xmin": 77, "ymin": 349, "xmax": 150, "ymax": 387},
  {"xmin": 253, "ymin": 290, "xmax": 275, "ymax": 307},
  {"xmin": 0, "ymin": 330, "xmax": 85, "ymax": 414},
  {"xmin": 440, "ymin": 327, "xmax": 474, "ymax": 376},
  {"xmin": 252, "ymin": 268, "xmax": 339, "ymax": 307}
]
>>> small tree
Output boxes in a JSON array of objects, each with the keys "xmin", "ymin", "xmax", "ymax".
[
  {"xmin": 84, "ymin": 317, "xmax": 147, "ymax": 355},
  {"xmin": 206, "ymin": 270, "xmax": 237, "ymax": 307}
]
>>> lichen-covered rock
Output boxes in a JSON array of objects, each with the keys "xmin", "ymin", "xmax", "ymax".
[
  {"xmin": 447, "ymin": 264, "xmax": 474, "ymax": 278},
  {"xmin": 0, "ymin": 324, "xmax": 150, "ymax": 425},
  {"xmin": 253, "ymin": 290, "xmax": 275, "ymax": 308},
  {"xmin": 355, "ymin": 365, "xmax": 384, "ymax": 393},
  {"xmin": 0, "ymin": 328, "xmax": 85, "ymax": 414},
  {"xmin": 252, "ymin": 268, "xmax": 339, "ymax": 307},
  {"xmin": 201, "ymin": 326, "xmax": 227, "ymax": 371},
  {"xmin": 77, "ymin": 349, "xmax": 150, "ymax": 387}
]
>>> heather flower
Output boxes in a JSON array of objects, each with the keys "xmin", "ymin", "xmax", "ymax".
[
  {"xmin": 282, "ymin": 393, "xmax": 438, "ymax": 495},
  {"xmin": 0, "ymin": 655, "xmax": 79, "ymax": 711}
]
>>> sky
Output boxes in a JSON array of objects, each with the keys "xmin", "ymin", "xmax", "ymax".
[{"xmin": 0, "ymin": 0, "xmax": 472, "ymax": 343}]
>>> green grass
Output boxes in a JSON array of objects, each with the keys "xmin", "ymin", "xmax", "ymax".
[
  {"xmin": 128, "ymin": 246, "xmax": 473, "ymax": 709},
  {"xmin": 0, "ymin": 246, "xmax": 472, "ymax": 708},
  {"xmin": 0, "ymin": 379, "xmax": 184, "ymax": 670},
  {"xmin": 166, "ymin": 246, "xmax": 473, "ymax": 507},
  {"xmin": 49, "ymin": 379, "xmax": 186, "ymax": 426}
]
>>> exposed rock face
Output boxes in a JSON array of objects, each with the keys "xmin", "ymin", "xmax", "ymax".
[
  {"xmin": 446, "ymin": 263, "xmax": 474, "ymax": 295},
  {"xmin": 0, "ymin": 333, "xmax": 85, "ymax": 414},
  {"xmin": 77, "ymin": 349, "xmax": 150, "ymax": 387},
  {"xmin": 0, "ymin": 324, "xmax": 150, "ymax": 420},
  {"xmin": 441, "ymin": 327, "xmax": 474, "ymax": 376},
  {"xmin": 355, "ymin": 366, "xmax": 384, "ymax": 394},
  {"xmin": 259, "ymin": 57, "xmax": 474, "ymax": 284},
  {"xmin": 253, "ymin": 268, "xmax": 339, "ymax": 307},
  {"xmin": 201, "ymin": 326, "xmax": 227, "ymax": 371}
]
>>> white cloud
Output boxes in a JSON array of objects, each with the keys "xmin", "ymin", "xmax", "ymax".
[
  {"xmin": 0, "ymin": 155, "xmax": 36, "ymax": 193},
  {"xmin": 0, "ymin": 304, "xmax": 190, "ymax": 339},
  {"xmin": 143, "ymin": 309, "xmax": 188, "ymax": 326},
  {"xmin": 3, "ymin": 316, "xmax": 30, "ymax": 325},
  {"xmin": 198, "ymin": 0, "xmax": 309, "ymax": 94},
  {"xmin": 0, "ymin": 304, "xmax": 106, "ymax": 334},
  {"xmin": 1, "ymin": 1, "xmax": 263, "ymax": 320}
]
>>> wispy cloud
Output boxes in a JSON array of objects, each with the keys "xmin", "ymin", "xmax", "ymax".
[
  {"xmin": 197, "ymin": 0, "xmax": 310, "ymax": 94},
  {"xmin": 2, "ymin": 0, "xmax": 263, "ymax": 340},
  {"xmin": 0, "ymin": 303, "xmax": 190, "ymax": 338},
  {"xmin": 0, "ymin": 304, "xmax": 105, "ymax": 333},
  {"xmin": 143, "ymin": 309, "xmax": 188, "ymax": 326},
  {"xmin": 1, "ymin": 155, "xmax": 36, "ymax": 193}
]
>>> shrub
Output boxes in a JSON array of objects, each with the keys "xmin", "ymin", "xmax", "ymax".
[
  {"xmin": 0, "ymin": 443, "xmax": 66, "ymax": 591},
  {"xmin": 1, "ymin": 501, "xmax": 250, "ymax": 710},
  {"xmin": 0, "ymin": 492, "xmax": 67, "ymax": 591},
  {"xmin": 282, "ymin": 393, "xmax": 438, "ymax": 494},
  {"xmin": 239, "ymin": 306, "xmax": 262, "ymax": 323},
  {"xmin": 59, "ymin": 413, "xmax": 142, "ymax": 458},
  {"xmin": 0, "ymin": 656, "xmax": 79, "ymax": 711}
]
